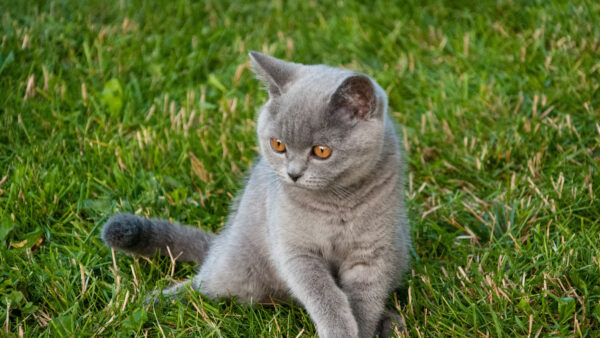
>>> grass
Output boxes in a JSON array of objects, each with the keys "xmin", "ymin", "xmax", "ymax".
[{"xmin": 1, "ymin": 0, "xmax": 599, "ymax": 336}]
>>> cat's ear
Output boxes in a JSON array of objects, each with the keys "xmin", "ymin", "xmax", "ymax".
[
  {"xmin": 329, "ymin": 74, "xmax": 377, "ymax": 121},
  {"xmin": 249, "ymin": 51, "xmax": 299, "ymax": 96}
]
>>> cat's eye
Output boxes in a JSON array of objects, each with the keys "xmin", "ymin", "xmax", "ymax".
[
  {"xmin": 270, "ymin": 138, "xmax": 286, "ymax": 153},
  {"xmin": 313, "ymin": 145, "xmax": 332, "ymax": 159}
]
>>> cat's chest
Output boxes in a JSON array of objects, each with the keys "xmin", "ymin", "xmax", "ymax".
[
  {"xmin": 271, "ymin": 190, "xmax": 392, "ymax": 246},
  {"xmin": 266, "ymin": 175, "xmax": 400, "ymax": 254},
  {"xmin": 274, "ymin": 206, "xmax": 357, "ymax": 260},
  {"xmin": 278, "ymin": 194, "xmax": 360, "ymax": 229}
]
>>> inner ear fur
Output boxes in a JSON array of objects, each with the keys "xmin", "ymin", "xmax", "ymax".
[{"xmin": 329, "ymin": 75, "xmax": 376, "ymax": 120}]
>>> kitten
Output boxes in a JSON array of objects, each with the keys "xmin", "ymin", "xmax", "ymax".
[{"xmin": 102, "ymin": 52, "xmax": 411, "ymax": 338}]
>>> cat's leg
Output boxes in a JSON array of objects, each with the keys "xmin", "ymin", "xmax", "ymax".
[
  {"xmin": 102, "ymin": 213, "xmax": 214, "ymax": 263},
  {"xmin": 338, "ymin": 260, "xmax": 395, "ymax": 338},
  {"xmin": 160, "ymin": 280, "xmax": 193, "ymax": 297},
  {"xmin": 277, "ymin": 250, "xmax": 359, "ymax": 338},
  {"xmin": 145, "ymin": 280, "xmax": 193, "ymax": 304},
  {"xmin": 189, "ymin": 228, "xmax": 288, "ymax": 304}
]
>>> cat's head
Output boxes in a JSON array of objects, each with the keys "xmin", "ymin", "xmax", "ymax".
[{"xmin": 250, "ymin": 52, "xmax": 389, "ymax": 191}]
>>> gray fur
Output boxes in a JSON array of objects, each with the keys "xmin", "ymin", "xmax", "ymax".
[
  {"xmin": 101, "ymin": 213, "xmax": 214, "ymax": 263},
  {"xmin": 101, "ymin": 52, "xmax": 411, "ymax": 338}
]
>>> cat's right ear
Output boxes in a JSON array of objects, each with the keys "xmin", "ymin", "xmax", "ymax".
[{"xmin": 249, "ymin": 51, "xmax": 299, "ymax": 97}]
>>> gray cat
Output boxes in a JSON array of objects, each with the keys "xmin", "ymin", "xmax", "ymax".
[{"xmin": 101, "ymin": 52, "xmax": 411, "ymax": 338}]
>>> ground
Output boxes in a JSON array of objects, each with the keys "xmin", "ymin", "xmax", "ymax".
[{"xmin": 0, "ymin": 0, "xmax": 599, "ymax": 336}]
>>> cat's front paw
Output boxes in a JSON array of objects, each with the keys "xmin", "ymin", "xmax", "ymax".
[
  {"xmin": 318, "ymin": 314, "xmax": 359, "ymax": 338},
  {"xmin": 101, "ymin": 213, "xmax": 145, "ymax": 250},
  {"xmin": 376, "ymin": 310, "xmax": 405, "ymax": 337}
]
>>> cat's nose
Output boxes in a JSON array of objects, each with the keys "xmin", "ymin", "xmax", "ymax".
[{"xmin": 287, "ymin": 172, "xmax": 302, "ymax": 182}]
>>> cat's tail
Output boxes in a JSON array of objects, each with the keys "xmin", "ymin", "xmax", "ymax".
[{"xmin": 101, "ymin": 213, "xmax": 215, "ymax": 264}]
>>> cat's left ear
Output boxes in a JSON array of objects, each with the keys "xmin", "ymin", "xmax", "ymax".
[
  {"xmin": 329, "ymin": 74, "xmax": 378, "ymax": 121},
  {"xmin": 249, "ymin": 51, "xmax": 299, "ymax": 97}
]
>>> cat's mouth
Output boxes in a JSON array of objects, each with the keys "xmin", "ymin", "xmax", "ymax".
[
  {"xmin": 282, "ymin": 176, "xmax": 328, "ymax": 191},
  {"xmin": 294, "ymin": 182, "xmax": 321, "ymax": 190}
]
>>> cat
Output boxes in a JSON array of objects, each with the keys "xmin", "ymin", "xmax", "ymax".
[{"xmin": 101, "ymin": 52, "xmax": 411, "ymax": 338}]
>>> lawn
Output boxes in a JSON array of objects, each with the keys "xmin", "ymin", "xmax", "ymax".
[{"xmin": 1, "ymin": 0, "xmax": 599, "ymax": 336}]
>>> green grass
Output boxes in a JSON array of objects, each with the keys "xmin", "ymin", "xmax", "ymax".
[{"xmin": 1, "ymin": 0, "xmax": 599, "ymax": 336}]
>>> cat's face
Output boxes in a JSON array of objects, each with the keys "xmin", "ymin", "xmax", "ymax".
[{"xmin": 250, "ymin": 52, "xmax": 387, "ymax": 191}]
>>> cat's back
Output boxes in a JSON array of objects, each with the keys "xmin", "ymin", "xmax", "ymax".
[{"xmin": 225, "ymin": 157, "xmax": 275, "ymax": 230}]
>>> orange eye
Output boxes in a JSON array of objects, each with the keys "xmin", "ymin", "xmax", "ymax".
[
  {"xmin": 313, "ymin": 145, "xmax": 332, "ymax": 159},
  {"xmin": 270, "ymin": 138, "xmax": 286, "ymax": 153}
]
